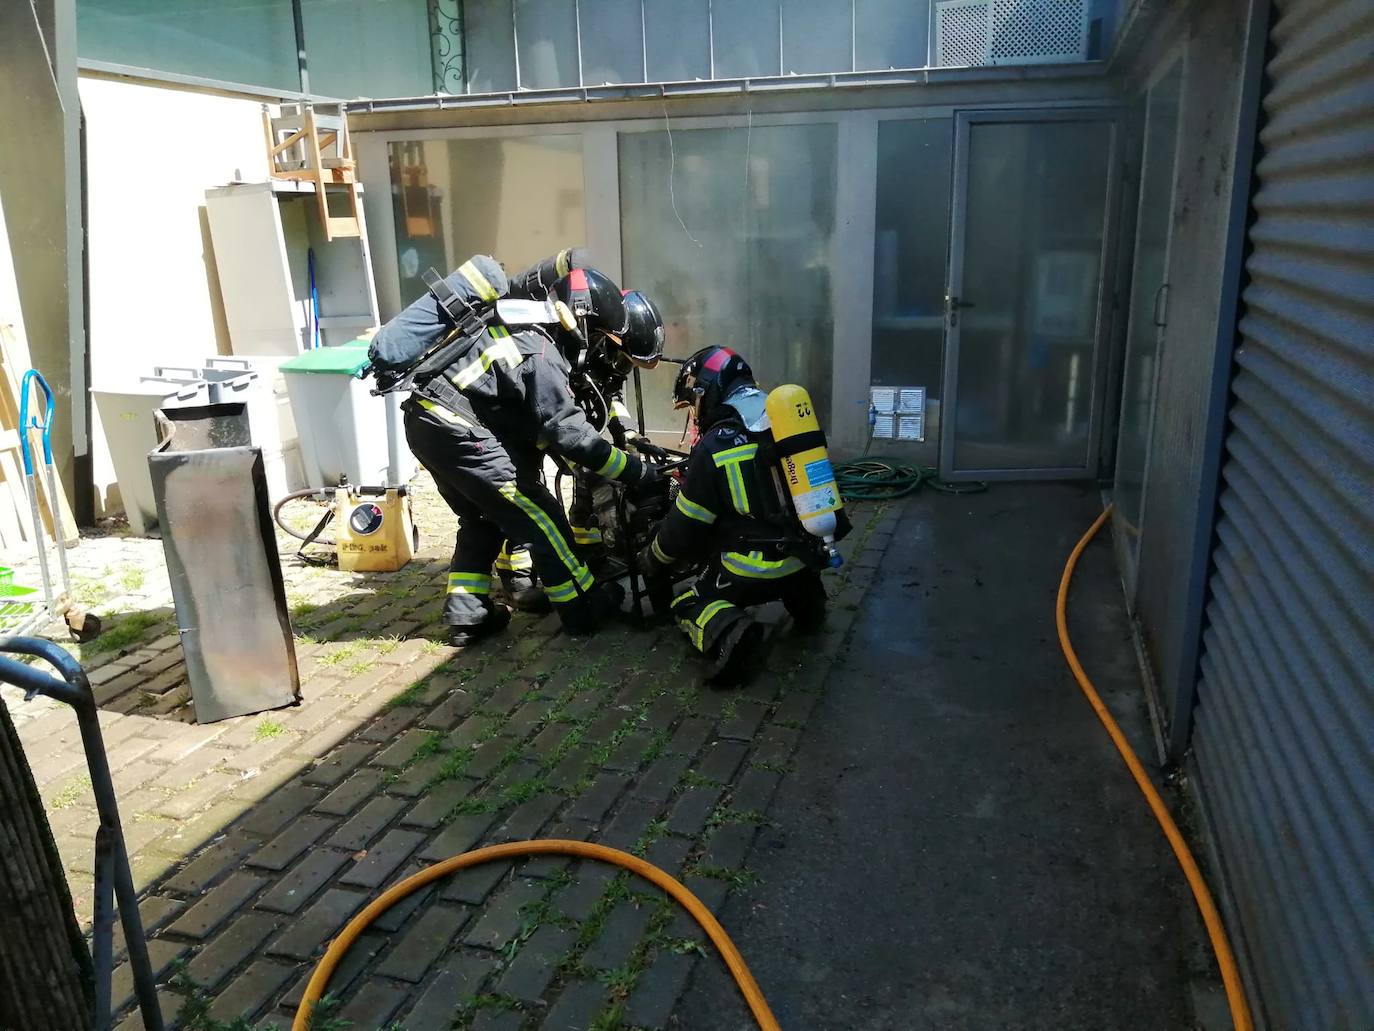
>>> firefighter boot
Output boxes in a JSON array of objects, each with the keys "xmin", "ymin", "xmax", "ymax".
[
  {"xmin": 559, "ymin": 581, "xmax": 626, "ymax": 636},
  {"xmin": 449, "ymin": 606, "xmax": 512, "ymax": 648},
  {"xmin": 706, "ymin": 616, "xmax": 765, "ymax": 685}
]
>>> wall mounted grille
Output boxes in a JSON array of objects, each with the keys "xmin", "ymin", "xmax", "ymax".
[{"xmin": 937, "ymin": 0, "xmax": 1090, "ymax": 66}]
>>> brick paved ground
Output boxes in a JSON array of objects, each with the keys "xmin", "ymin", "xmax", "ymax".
[{"xmin": 2, "ymin": 473, "xmax": 890, "ymax": 1030}]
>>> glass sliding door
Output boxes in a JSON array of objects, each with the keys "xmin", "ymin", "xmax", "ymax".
[
  {"xmin": 619, "ymin": 123, "xmax": 839, "ymax": 440},
  {"xmin": 942, "ymin": 111, "xmax": 1118, "ymax": 479},
  {"xmin": 1115, "ymin": 58, "xmax": 1185, "ymax": 597}
]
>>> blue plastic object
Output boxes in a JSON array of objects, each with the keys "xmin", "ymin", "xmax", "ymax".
[{"xmin": 17, "ymin": 368, "xmax": 54, "ymax": 475}]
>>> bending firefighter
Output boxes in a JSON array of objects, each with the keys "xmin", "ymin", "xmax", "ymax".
[
  {"xmin": 638, "ymin": 347, "xmax": 849, "ymax": 682},
  {"xmin": 367, "ymin": 253, "xmax": 662, "ymax": 643}
]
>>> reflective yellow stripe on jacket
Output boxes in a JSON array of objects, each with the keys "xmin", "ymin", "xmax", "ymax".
[
  {"xmin": 712, "ymin": 443, "xmax": 757, "ymax": 514},
  {"xmin": 596, "ymin": 447, "xmax": 629, "ymax": 479},
  {"xmin": 415, "ymin": 396, "xmax": 473, "ymax": 427},
  {"xmin": 674, "ymin": 493, "xmax": 716, "ymax": 524},
  {"xmin": 450, "ymin": 328, "xmax": 522, "ymax": 389}
]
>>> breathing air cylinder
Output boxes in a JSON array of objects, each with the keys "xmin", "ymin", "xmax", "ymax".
[{"xmin": 765, "ymin": 385, "xmax": 845, "ymax": 568}]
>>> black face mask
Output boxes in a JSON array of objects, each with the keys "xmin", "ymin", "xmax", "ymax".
[{"xmin": 588, "ymin": 335, "xmax": 635, "ymax": 379}]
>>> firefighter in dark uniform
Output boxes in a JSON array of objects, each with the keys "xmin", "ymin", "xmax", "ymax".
[
  {"xmin": 490, "ymin": 254, "xmax": 665, "ymax": 610},
  {"xmin": 396, "ymin": 257, "xmax": 663, "ymax": 644},
  {"xmin": 638, "ymin": 346, "xmax": 828, "ymax": 682},
  {"xmin": 565, "ymin": 289, "xmax": 666, "ymax": 564}
]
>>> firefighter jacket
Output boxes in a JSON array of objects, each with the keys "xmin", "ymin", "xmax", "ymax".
[
  {"xmin": 423, "ymin": 321, "xmax": 648, "ymax": 486},
  {"xmin": 646, "ymin": 408, "xmax": 810, "ymax": 581}
]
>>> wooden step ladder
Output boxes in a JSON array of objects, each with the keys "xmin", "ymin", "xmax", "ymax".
[{"xmin": 262, "ymin": 102, "xmax": 361, "ymax": 241}]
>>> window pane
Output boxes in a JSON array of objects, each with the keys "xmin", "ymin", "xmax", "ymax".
[
  {"xmin": 465, "ymin": 0, "xmax": 517, "ymax": 92},
  {"xmin": 644, "ymin": 0, "xmax": 710, "ymax": 82},
  {"xmin": 872, "ymin": 118, "xmax": 952, "ymax": 395},
  {"xmin": 301, "ymin": 0, "xmax": 432, "ymax": 99},
  {"xmin": 580, "ymin": 0, "xmax": 643, "ymax": 85},
  {"xmin": 620, "ymin": 123, "xmax": 838, "ymax": 437},
  {"xmin": 855, "ymin": 0, "xmax": 928, "ymax": 70},
  {"xmin": 76, "ymin": 0, "xmax": 299, "ymax": 92},
  {"xmin": 782, "ymin": 0, "xmax": 851, "ymax": 74},
  {"xmin": 515, "ymin": 0, "xmax": 579, "ymax": 90},
  {"xmin": 713, "ymin": 0, "xmax": 779, "ymax": 78},
  {"xmin": 388, "ymin": 135, "xmax": 585, "ymax": 307}
]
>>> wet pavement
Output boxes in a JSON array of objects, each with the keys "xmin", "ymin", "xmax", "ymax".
[{"xmin": 679, "ymin": 484, "xmax": 1213, "ymax": 1031}]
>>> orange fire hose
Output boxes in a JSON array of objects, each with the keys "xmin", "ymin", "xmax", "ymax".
[
  {"xmin": 1058, "ymin": 506, "xmax": 1253, "ymax": 1031},
  {"xmin": 292, "ymin": 839, "xmax": 780, "ymax": 1031}
]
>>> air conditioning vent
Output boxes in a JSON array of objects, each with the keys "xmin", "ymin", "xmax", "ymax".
[{"xmin": 937, "ymin": 0, "xmax": 1090, "ymax": 67}]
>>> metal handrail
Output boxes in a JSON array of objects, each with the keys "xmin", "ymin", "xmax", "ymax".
[{"xmin": 0, "ymin": 637, "xmax": 163, "ymax": 1031}]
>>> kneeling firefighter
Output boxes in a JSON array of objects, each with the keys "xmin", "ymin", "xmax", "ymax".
[
  {"xmin": 368, "ymin": 254, "xmax": 662, "ymax": 644},
  {"xmin": 637, "ymin": 346, "xmax": 850, "ymax": 682}
]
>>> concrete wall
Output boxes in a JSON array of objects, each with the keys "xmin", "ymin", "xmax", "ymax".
[
  {"xmin": 0, "ymin": 0, "xmax": 84, "ymax": 516},
  {"xmin": 79, "ymin": 75, "xmax": 269, "ymax": 516}
]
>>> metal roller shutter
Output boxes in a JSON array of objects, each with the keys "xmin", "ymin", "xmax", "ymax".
[{"xmin": 1191, "ymin": 0, "xmax": 1374, "ymax": 1026}]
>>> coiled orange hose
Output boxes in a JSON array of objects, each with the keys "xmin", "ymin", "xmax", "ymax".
[
  {"xmin": 292, "ymin": 839, "xmax": 780, "ymax": 1031},
  {"xmin": 1057, "ymin": 506, "xmax": 1253, "ymax": 1031}
]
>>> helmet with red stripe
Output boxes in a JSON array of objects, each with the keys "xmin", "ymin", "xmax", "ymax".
[
  {"xmin": 550, "ymin": 267, "xmax": 626, "ymax": 353},
  {"xmin": 673, "ymin": 346, "xmax": 755, "ymax": 428}
]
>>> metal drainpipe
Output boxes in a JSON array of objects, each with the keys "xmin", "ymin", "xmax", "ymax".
[{"xmin": 291, "ymin": 0, "xmax": 310, "ymax": 95}]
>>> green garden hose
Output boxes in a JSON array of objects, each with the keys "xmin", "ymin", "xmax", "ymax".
[{"xmin": 834, "ymin": 456, "xmax": 988, "ymax": 501}]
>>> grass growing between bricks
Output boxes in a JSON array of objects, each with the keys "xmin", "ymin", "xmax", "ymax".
[
  {"xmin": 82, "ymin": 611, "xmax": 164, "ymax": 655},
  {"xmin": 50, "ymin": 775, "xmax": 90, "ymax": 809},
  {"xmin": 385, "ymin": 679, "xmax": 429, "ymax": 710},
  {"xmin": 85, "ymin": 499, "xmax": 889, "ymax": 1031},
  {"xmin": 586, "ymin": 897, "xmax": 679, "ymax": 1029}
]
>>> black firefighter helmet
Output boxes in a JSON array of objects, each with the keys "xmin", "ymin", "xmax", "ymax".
[
  {"xmin": 673, "ymin": 346, "xmax": 755, "ymax": 426},
  {"xmin": 550, "ymin": 268, "xmax": 664, "ymax": 373}
]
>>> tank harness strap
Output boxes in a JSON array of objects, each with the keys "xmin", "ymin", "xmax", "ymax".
[{"xmin": 772, "ymin": 429, "xmax": 828, "ymax": 459}]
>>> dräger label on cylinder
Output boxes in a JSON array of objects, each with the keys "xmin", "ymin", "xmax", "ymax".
[{"xmin": 784, "ymin": 455, "xmax": 801, "ymax": 487}]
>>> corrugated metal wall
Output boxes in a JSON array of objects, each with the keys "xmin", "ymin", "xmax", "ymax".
[{"xmin": 1191, "ymin": 0, "xmax": 1374, "ymax": 1025}]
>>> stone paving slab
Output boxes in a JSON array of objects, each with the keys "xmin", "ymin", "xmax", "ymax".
[{"xmin": 5, "ymin": 476, "xmax": 888, "ymax": 1029}]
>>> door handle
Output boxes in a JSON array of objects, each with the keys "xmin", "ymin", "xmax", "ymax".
[
  {"xmin": 1152, "ymin": 283, "xmax": 1170, "ymax": 328},
  {"xmin": 945, "ymin": 293, "xmax": 975, "ymax": 327}
]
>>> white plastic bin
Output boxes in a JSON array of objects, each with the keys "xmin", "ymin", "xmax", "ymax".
[
  {"xmin": 280, "ymin": 344, "xmax": 415, "ymax": 488},
  {"xmin": 93, "ymin": 380, "xmax": 210, "ymax": 535}
]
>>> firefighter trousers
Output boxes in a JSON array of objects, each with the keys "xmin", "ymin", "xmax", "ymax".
[
  {"xmin": 670, "ymin": 553, "xmax": 827, "ymax": 655},
  {"xmin": 496, "ymin": 466, "xmax": 603, "ymax": 595},
  {"xmin": 404, "ymin": 401, "xmax": 597, "ymax": 628}
]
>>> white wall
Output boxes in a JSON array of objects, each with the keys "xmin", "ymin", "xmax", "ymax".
[{"xmin": 79, "ymin": 76, "xmax": 270, "ymax": 515}]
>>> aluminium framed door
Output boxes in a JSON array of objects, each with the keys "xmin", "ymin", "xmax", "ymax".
[{"xmin": 941, "ymin": 108, "xmax": 1121, "ymax": 480}]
